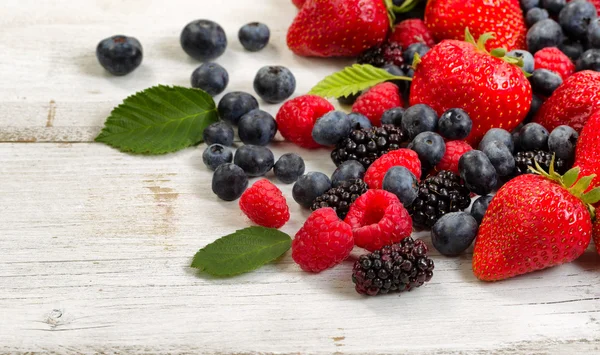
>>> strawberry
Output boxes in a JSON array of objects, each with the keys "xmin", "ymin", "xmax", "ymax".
[
  {"xmin": 352, "ymin": 82, "xmax": 403, "ymax": 126},
  {"xmin": 593, "ymin": 218, "xmax": 600, "ymax": 256},
  {"xmin": 410, "ymin": 31, "xmax": 532, "ymax": 145},
  {"xmin": 574, "ymin": 110, "xmax": 600, "ymax": 191},
  {"xmin": 533, "ymin": 71, "xmax": 600, "ymax": 133},
  {"xmin": 472, "ymin": 161, "xmax": 600, "ymax": 281},
  {"xmin": 533, "ymin": 47, "xmax": 575, "ymax": 81},
  {"xmin": 388, "ymin": 19, "xmax": 435, "ymax": 49},
  {"xmin": 292, "ymin": 0, "xmax": 307, "ymax": 8},
  {"xmin": 424, "ymin": 0, "xmax": 526, "ymax": 52},
  {"xmin": 287, "ymin": 0, "xmax": 390, "ymax": 57}
]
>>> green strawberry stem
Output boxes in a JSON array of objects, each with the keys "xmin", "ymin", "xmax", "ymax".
[{"xmin": 384, "ymin": 0, "xmax": 422, "ymax": 26}]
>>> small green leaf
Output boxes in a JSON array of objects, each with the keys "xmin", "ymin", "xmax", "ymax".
[
  {"xmin": 191, "ymin": 226, "xmax": 292, "ymax": 277},
  {"xmin": 570, "ymin": 174, "xmax": 596, "ymax": 196},
  {"xmin": 582, "ymin": 187, "xmax": 600, "ymax": 205},
  {"xmin": 309, "ymin": 64, "xmax": 411, "ymax": 99},
  {"xmin": 464, "ymin": 28, "xmax": 476, "ymax": 46},
  {"xmin": 490, "ymin": 48, "xmax": 506, "ymax": 57},
  {"xmin": 562, "ymin": 167, "xmax": 580, "ymax": 188},
  {"xmin": 95, "ymin": 85, "xmax": 218, "ymax": 154}
]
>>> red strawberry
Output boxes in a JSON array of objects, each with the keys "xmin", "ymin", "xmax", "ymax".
[
  {"xmin": 533, "ymin": 71, "xmax": 600, "ymax": 133},
  {"xmin": 424, "ymin": 0, "xmax": 526, "ymax": 51},
  {"xmin": 388, "ymin": 19, "xmax": 435, "ymax": 49},
  {"xmin": 574, "ymin": 110, "xmax": 600, "ymax": 191},
  {"xmin": 473, "ymin": 162, "xmax": 599, "ymax": 281},
  {"xmin": 292, "ymin": 0, "xmax": 306, "ymax": 8},
  {"xmin": 364, "ymin": 149, "xmax": 421, "ymax": 189},
  {"xmin": 434, "ymin": 140, "xmax": 473, "ymax": 175},
  {"xmin": 593, "ymin": 218, "xmax": 600, "ymax": 256},
  {"xmin": 287, "ymin": 0, "xmax": 390, "ymax": 57},
  {"xmin": 410, "ymin": 32, "xmax": 532, "ymax": 145},
  {"xmin": 533, "ymin": 47, "xmax": 575, "ymax": 80},
  {"xmin": 276, "ymin": 95, "xmax": 334, "ymax": 149},
  {"xmin": 352, "ymin": 82, "xmax": 403, "ymax": 126}
]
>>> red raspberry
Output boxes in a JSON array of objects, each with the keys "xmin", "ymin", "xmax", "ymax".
[
  {"xmin": 239, "ymin": 179, "xmax": 290, "ymax": 228},
  {"xmin": 352, "ymin": 83, "xmax": 403, "ymax": 126},
  {"xmin": 388, "ymin": 19, "xmax": 435, "ymax": 49},
  {"xmin": 292, "ymin": 208, "xmax": 354, "ymax": 272},
  {"xmin": 344, "ymin": 190, "xmax": 413, "ymax": 251},
  {"xmin": 276, "ymin": 95, "xmax": 334, "ymax": 149},
  {"xmin": 364, "ymin": 149, "xmax": 421, "ymax": 189},
  {"xmin": 533, "ymin": 47, "xmax": 575, "ymax": 80},
  {"xmin": 434, "ymin": 140, "xmax": 473, "ymax": 175}
]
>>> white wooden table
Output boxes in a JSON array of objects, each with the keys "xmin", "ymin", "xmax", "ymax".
[{"xmin": 2, "ymin": 1, "xmax": 600, "ymax": 353}]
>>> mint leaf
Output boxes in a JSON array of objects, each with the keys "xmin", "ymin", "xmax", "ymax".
[
  {"xmin": 191, "ymin": 226, "xmax": 292, "ymax": 277},
  {"xmin": 95, "ymin": 85, "xmax": 218, "ymax": 154},
  {"xmin": 309, "ymin": 64, "xmax": 410, "ymax": 99}
]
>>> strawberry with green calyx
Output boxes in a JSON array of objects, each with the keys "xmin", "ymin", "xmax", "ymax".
[
  {"xmin": 473, "ymin": 157, "xmax": 600, "ymax": 282},
  {"xmin": 574, "ymin": 110, "xmax": 600, "ymax": 193}
]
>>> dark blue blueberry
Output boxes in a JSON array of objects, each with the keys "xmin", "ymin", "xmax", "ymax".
[
  {"xmin": 403, "ymin": 43, "xmax": 430, "ymax": 65},
  {"xmin": 238, "ymin": 109, "xmax": 277, "ymax": 146},
  {"xmin": 238, "ymin": 22, "xmax": 270, "ymax": 52},
  {"xmin": 212, "ymin": 163, "xmax": 248, "ymax": 201},
  {"xmin": 96, "ymin": 35, "xmax": 143, "ymax": 76},
  {"xmin": 382, "ymin": 166, "xmax": 419, "ymax": 207},
  {"xmin": 520, "ymin": 123, "xmax": 550, "ymax": 151},
  {"xmin": 559, "ymin": 0, "xmax": 597, "ymax": 40},
  {"xmin": 203, "ymin": 144, "xmax": 233, "ymax": 171},
  {"xmin": 338, "ymin": 92, "xmax": 361, "ymax": 106},
  {"xmin": 380, "ymin": 107, "xmax": 405, "ymax": 126},
  {"xmin": 530, "ymin": 69, "xmax": 563, "ymax": 97},
  {"xmin": 521, "ymin": 0, "xmax": 540, "ymax": 11},
  {"xmin": 384, "ymin": 64, "xmax": 411, "ymax": 99},
  {"xmin": 541, "ymin": 0, "xmax": 566, "ymax": 16},
  {"xmin": 526, "ymin": 7, "xmax": 550, "ymax": 27},
  {"xmin": 408, "ymin": 132, "xmax": 446, "ymax": 168},
  {"xmin": 312, "ymin": 111, "xmax": 352, "ymax": 146},
  {"xmin": 217, "ymin": 92, "xmax": 259, "ymax": 126},
  {"xmin": 527, "ymin": 19, "xmax": 564, "ymax": 53},
  {"xmin": 180, "ymin": 19, "xmax": 227, "ymax": 61},
  {"xmin": 507, "ymin": 49, "xmax": 535, "ymax": 74},
  {"xmin": 479, "ymin": 128, "xmax": 514, "ymax": 153},
  {"xmin": 191, "ymin": 63, "xmax": 229, "ymax": 96},
  {"xmin": 481, "ymin": 141, "xmax": 516, "ymax": 176},
  {"xmin": 203, "ymin": 121, "xmax": 234, "ymax": 146},
  {"xmin": 331, "ymin": 160, "xmax": 366, "ymax": 187},
  {"xmin": 525, "ymin": 94, "xmax": 544, "ymax": 123},
  {"xmin": 401, "ymin": 104, "xmax": 438, "ymax": 140},
  {"xmin": 438, "ymin": 108, "xmax": 472, "ymax": 140},
  {"xmin": 292, "ymin": 172, "xmax": 332, "ymax": 208},
  {"xmin": 576, "ymin": 49, "xmax": 600, "ymax": 71},
  {"xmin": 253, "ymin": 66, "xmax": 296, "ymax": 104},
  {"xmin": 348, "ymin": 112, "xmax": 372, "ymax": 130},
  {"xmin": 233, "ymin": 145, "xmax": 275, "ymax": 177},
  {"xmin": 274, "ymin": 153, "xmax": 305, "ymax": 184},
  {"xmin": 559, "ymin": 40, "xmax": 584, "ymax": 61},
  {"xmin": 431, "ymin": 212, "xmax": 479, "ymax": 256},
  {"xmin": 589, "ymin": 19, "xmax": 600, "ymax": 48},
  {"xmin": 471, "ymin": 195, "xmax": 494, "ymax": 224},
  {"xmin": 548, "ymin": 125, "xmax": 578, "ymax": 160},
  {"xmin": 458, "ymin": 150, "xmax": 498, "ymax": 195}
]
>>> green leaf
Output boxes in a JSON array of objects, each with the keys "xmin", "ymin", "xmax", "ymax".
[
  {"xmin": 95, "ymin": 85, "xmax": 218, "ymax": 154},
  {"xmin": 309, "ymin": 64, "xmax": 411, "ymax": 99},
  {"xmin": 582, "ymin": 187, "xmax": 600, "ymax": 205},
  {"xmin": 191, "ymin": 226, "xmax": 292, "ymax": 277},
  {"xmin": 562, "ymin": 167, "xmax": 580, "ymax": 188}
]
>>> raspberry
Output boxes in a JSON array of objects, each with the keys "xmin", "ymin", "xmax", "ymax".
[
  {"xmin": 434, "ymin": 140, "xmax": 473, "ymax": 175},
  {"xmin": 292, "ymin": 208, "xmax": 354, "ymax": 272},
  {"xmin": 352, "ymin": 83, "xmax": 403, "ymax": 126},
  {"xmin": 388, "ymin": 19, "xmax": 435, "ymax": 49},
  {"xmin": 276, "ymin": 95, "xmax": 334, "ymax": 149},
  {"xmin": 364, "ymin": 149, "xmax": 421, "ymax": 189},
  {"xmin": 239, "ymin": 179, "xmax": 290, "ymax": 228},
  {"xmin": 533, "ymin": 47, "xmax": 575, "ymax": 80},
  {"xmin": 344, "ymin": 190, "xmax": 413, "ymax": 251}
]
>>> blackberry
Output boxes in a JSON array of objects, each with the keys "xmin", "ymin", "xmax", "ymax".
[
  {"xmin": 408, "ymin": 170, "xmax": 471, "ymax": 229},
  {"xmin": 331, "ymin": 125, "xmax": 407, "ymax": 169},
  {"xmin": 352, "ymin": 237, "xmax": 434, "ymax": 296},
  {"xmin": 311, "ymin": 179, "xmax": 368, "ymax": 219},
  {"xmin": 514, "ymin": 150, "xmax": 569, "ymax": 175},
  {"xmin": 357, "ymin": 43, "xmax": 404, "ymax": 67}
]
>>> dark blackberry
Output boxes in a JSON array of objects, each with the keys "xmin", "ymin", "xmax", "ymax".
[
  {"xmin": 352, "ymin": 237, "xmax": 434, "ymax": 296},
  {"xmin": 357, "ymin": 43, "xmax": 404, "ymax": 68},
  {"xmin": 310, "ymin": 179, "xmax": 368, "ymax": 219},
  {"xmin": 408, "ymin": 170, "xmax": 471, "ymax": 229},
  {"xmin": 514, "ymin": 150, "xmax": 569, "ymax": 175},
  {"xmin": 331, "ymin": 125, "xmax": 407, "ymax": 169}
]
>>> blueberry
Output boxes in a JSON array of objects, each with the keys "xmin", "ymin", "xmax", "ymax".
[
  {"xmin": 274, "ymin": 153, "xmax": 305, "ymax": 184},
  {"xmin": 292, "ymin": 172, "xmax": 332, "ymax": 208},
  {"xmin": 203, "ymin": 121, "xmax": 234, "ymax": 146},
  {"xmin": 548, "ymin": 125, "xmax": 579, "ymax": 160},
  {"xmin": 238, "ymin": 109, "xmax": 278, "ymax": 146},
  {"xmin": 482, "ymin": 141, "xmax": 516, "ymax": 176},
  {"xmin": 238, "ymin": 22, "xmax": 270, "ymax": 52},
  {"xmin": 471, "ymin": 195, "xmax": 494, "ymax": 224},
  {"xmin": 403, "ymin": 43, "xmax": 430, "ymax": 64},
  {"xmin": 253, "ymin": 66, "xmax": 296, "ymax": 104},
  {"xmin": 401, "ymin": 104, "xmax": 438, "ymax": 140},
  {"xmin": 431, "ymin": 212, "xmax": 479, "ymax": 256},
  {"xmin": 408, "ymin": 132, "xmax": 446, "ymax": 168},
  {"xmin": 96, "ymin": 35, "xmax": 143, "ymax": 76},
  {"xmin": 541, "ymin": 0, "xmax": 566, "ymax": 16},
  {"xmin": 589, "ymin": 19, "xmax": 600, "ymax": 48},
  {"xmin": 577, "ymin": 49, "xmax": 600, "ymax": 71},
  {"xmin": 520, "ymin": 123, "xmax": 550, "ymax": 151},
  {"xmin": 203, "ymin": 144, "xmax": 233, "ymax": 171},
  {"xmin": 348, "ymin": 112, "xmax": 372, "ymax": 130},
  {"xmin": 479, "ymin": 128, "xmax": 514, "ymax": 153},
  {"xmin": 525, "ymin": 94, "xmax": 544, "ymax": 123},
  {"xmin": 559, "ymin": 40, "xmax": 585, "ymax": 61},
  {"xmin": 180, "ymin": 19, "xmax": 227, "ymax": 61},
  {"xmin": 459, "ymin": 150, "xmax": 498, "ymax": 195},
  {"xmin": 527, "ymin": 19, "xmax": 564, "ymax": 54},
  {"xmin": 521, "ymin": 0, "xmax": 540, "ymax": 11},
  {"xmin": 380, "ymin": 107, "xmax": 405, "ymax": 126},
  {"xmin": 382, "ymin": 166, "xmax": 419, "ymax": 207},
  {"xmin": 331, "ymin": 160, "xmax": 366, "ymax": 187},
  {"xmin": 530, "ymin": 69, "xmax": 563, "ymax": 97},
  {"xmin": 438, "ymin": 108, "xmax": 473, "ymax": 140},
  {"xmin": 383, "ymin": 64, "xmax": 411, "ymax": 99},
  {"xmin": 233, "ymin": 145, "xmax": 275, "ymax": 177},
  {"xmin": 507, "ymin": 50, "xmax": 535, "ymax": 74},
  {"xmin": 191, "ymin": 63, "xmax": 229, "ymax": 96},
  {"xmin": 312, "ymin": 111, "xmax": 352, "ymax": 146},
  {"xmin": 559, "ymin": 0, "xmax": 597, "ymax": 40},
  {"xmin": 526, "ymin": 7, "xmax": 550, "ymax": 27},
  {"xmin": 212, "ymin": 163, "xmax": 248, "ymax": 201},
  {"xmin": 338, "ymin": 92, "xmax": 361, "ymax": 106},
  {"xmin": 218, "ymin": 92, "xmax": 259, "ymax": 125}
]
